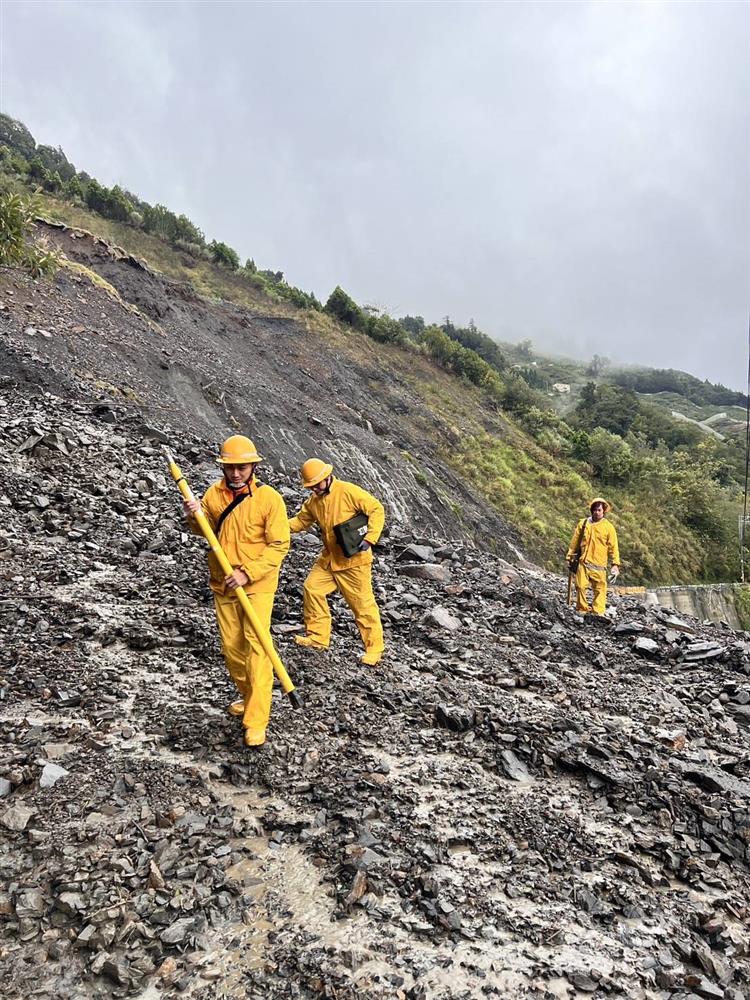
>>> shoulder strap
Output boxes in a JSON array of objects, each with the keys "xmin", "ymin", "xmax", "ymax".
[
  {"xmin": 577, "ymin": 518, "xmax": 588, "ymax": 555},
  {"xmin": 216, "ymin": 490, "xmax": 251, "ymax": 537}
]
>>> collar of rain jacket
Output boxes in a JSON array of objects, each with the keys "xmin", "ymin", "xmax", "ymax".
[{"xmin": 218, "ymin": 475, "xmax": 257, "ymax": 500}]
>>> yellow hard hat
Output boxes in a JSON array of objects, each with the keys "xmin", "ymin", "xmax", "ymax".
[
  {"xmin": 217, "ymin": 435, "xmax": 263, "ymax": 464},
  {"xmin": 300, "ymin": 457, "xmax": 333, "ymax": 488},
  {"xmin": 589, "ymin": 497, "xmax": 610, "ymax": 513}
]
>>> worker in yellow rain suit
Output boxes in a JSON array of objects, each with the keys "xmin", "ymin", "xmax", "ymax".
[
  {"xmin": 289, "ymin": 458, "xmax": 385, "ymax": 666},
  {"xmin": 183, "ymin": 435, "xmax": 289, "ymax": 747},
  {"xmin": 566, "ymin": 497, "xmax": 620, "ymax": 615}
]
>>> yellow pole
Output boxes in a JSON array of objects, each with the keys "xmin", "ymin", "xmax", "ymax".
[{"xmin": 164, "ymin": 448, "xmax": 302, "ymax": 709}]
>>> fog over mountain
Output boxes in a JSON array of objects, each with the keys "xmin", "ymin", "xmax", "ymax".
[{"xmin": 3, "ymin": 0, "xmax": 748, "ymax": 387}]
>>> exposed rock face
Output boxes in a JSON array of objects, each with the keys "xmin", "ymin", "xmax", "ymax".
[
  {"xmin": 7, "ymin": 223, "xmax": 524, "ymax": 559},
  {"xmin": 1, "ymin": 253, "xmax": 750, "ymax": 998}
]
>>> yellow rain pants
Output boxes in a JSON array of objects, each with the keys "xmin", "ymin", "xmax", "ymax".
[
  {"xmin": 302, "ymin": 560, "xmax": 384, "ymax": 656},
  {"xmin": 214, "ymin": 590, "xmax": 275, "ymax": 744},
  {"xmin": 575, "ymin": 563, "xmax": 608, "ymax": 615}
]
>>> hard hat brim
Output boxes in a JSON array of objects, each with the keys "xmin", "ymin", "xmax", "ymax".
[
  {"xmin": 302, "ymin": 463, "xmax": 333, "ymax": 487},
  {"xmin": 217, "ymin": 454, "xmax": 263, "ymax": 464}
]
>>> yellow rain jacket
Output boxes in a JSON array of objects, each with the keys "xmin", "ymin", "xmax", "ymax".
[
  {"xmin": 288, "ymin": 478, "xmax": 385, "ymax": 570},
  {"xmin": 195, "ymin": 478, "xmax": 290, "ymax": 595},
  {"xmin": 566, "ymin": 516, "xmax": 620, "ymax": 571}
]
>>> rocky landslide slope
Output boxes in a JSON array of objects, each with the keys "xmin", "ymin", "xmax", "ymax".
[
  {"xmin": 4, "ymin": 221, "xmax": 524, "ymax": 556},
  {"xmin": 1, "ymin": 256, "xmax": 750, "ymax": 1000}
]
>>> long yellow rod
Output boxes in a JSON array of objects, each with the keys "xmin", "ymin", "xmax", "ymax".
[{"xmin": 164, "ymin": 448, "xmax": 302, "ymax": 709}]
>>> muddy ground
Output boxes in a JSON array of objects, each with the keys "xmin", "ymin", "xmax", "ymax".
[{"xmin": 1, "ymin": 252, "xmax": 750, "ymax": 999}]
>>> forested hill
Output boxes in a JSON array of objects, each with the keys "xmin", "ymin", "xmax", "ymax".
[{"xmin": 0, "ymin": 110, "xmax": 746, "ymax": 585}]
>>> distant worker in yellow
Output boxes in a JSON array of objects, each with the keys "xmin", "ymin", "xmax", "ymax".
[
  {"xmin": 183, "ymin": 435, "xmax": 290, "ymax": 747},
  {"xmin": 289, "ymin": 459, "xmax": 385, "ymax": 665},
  {"xmin": 566, "ymin": 497, "xmax": 620, "ymax": 615}
]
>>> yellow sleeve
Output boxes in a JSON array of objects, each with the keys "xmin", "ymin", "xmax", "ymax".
[
  {"xmin": 188, "ymin": 485, "xmax": 219, "ymax": 535},
  {"xmin": 351, "ymin": 485, "xmax": 385, "ymax": 545},
  {"xmin": 289, "ymin": 498, "xmax": 317, "ymax": 534},
  {"xmin": 608, "ymin": 524, "xmax": 620, "ymax": 566},
  {"xmin": 566, "ymin": 519, "xmax": 584, "ymax": 560},
  {"xmin": 243, "ymin": 490, "xmax": 290, "ymax": 584}
]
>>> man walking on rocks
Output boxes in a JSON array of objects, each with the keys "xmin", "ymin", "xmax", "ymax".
[
  {"xmin": 289, "ymin": 458, "xmax": 385, "ymax": 665},
  {"xmin": 566, "ymin": 497, "xmax": 620, "ymax": 616},
  {"xmin": 183, "ymin": 435, "xmax": 290, "ymax": 747}
]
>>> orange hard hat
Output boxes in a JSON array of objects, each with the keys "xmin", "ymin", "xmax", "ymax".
[
  {"xmin": 217, "ymin": 435, "xmax": 263, "ymax": 464},
  {"xmin": 300, "ymin": 457, "xmax": 333, "ymax": 488}
]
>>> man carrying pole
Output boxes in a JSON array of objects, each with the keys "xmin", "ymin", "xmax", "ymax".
[
  {"xmin": 566, "ymin": 497, "xmax": 620, "ymax": 616},
  {"xmin": 181, "ymin": 435, "xmax": 291, "ymax": 747}
]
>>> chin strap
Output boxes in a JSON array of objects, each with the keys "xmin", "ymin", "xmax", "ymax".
[{"xmin": 226, "ymin": 479, "xmax": 253, "ymax": 494}]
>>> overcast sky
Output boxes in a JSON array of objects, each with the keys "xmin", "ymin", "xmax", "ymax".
[{"xmin": 2, "ymin": 1, "xmax": 748, "ymax": 388}]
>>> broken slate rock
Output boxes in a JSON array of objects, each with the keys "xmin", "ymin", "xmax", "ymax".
[
  {"xmin": 683, "ymin": 641, "xmax": 724, "ymax": 662},
  {"xmin": 398, "ymin": 543, "xmax": 436, "ymax": 563},
  {"xmin": 1, "ymin": 803, "xmax": 35, "ymax": 831},
  {"xmin": 397, "ymin": 562, "xmax": 451, "ymax": 584},
  {"xmin": 498, "ymin": 749, "xmax": 530, "ymax": 782},
  {"xmin": 633, "ymin": 637, "xmax": 660, "ymax": 657},
  {"xmin": 613, "ymin": 621, "xmax": 644, "ymax": 635},
  {"xmin": 423, "ymin": 606, "xmax": 461, "ymax": 631},
  {"xmin": 435, "ymin": 704, "xmax": 475, "ymax": 732},
  {"xmin": 52, "ymin": 688, "xmax": 81, "ymax": 707},
  {"xmin": 160, "ymin": 917, "xmax": 196, "ymax": 945},
  {"xmin": 40, "ymin": 762, "xmax": 70, "ymax": 788}
]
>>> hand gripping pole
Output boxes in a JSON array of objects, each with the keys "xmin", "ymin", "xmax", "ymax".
[{"xmin": 164, "ymin": 448, "xmax": 303, "ymax": 710}]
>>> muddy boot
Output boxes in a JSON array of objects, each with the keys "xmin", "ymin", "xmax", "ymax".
[
  {"xmin": 294, "ymin": 635, "xmax": 328, "ymax": 650},
  {"xmin": 244, "ymin": 728, "xmax": 266, "ymax": 748},
  {"xmin": 360, "ymin": 650, "xmax": 382, "ymax": 666},
  {"xmin": 227, "ymin": 700, "xmax": 244, "ymax": 717}
]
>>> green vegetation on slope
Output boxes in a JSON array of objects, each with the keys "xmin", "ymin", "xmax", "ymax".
[{"xmin": 0, "ymin": 191, "xmax": 58, "ymax": 276}]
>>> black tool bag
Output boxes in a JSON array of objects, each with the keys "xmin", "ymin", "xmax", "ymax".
[{"xmin": 334, "ymin": 513, "xmax": 369, "ymax": 558}]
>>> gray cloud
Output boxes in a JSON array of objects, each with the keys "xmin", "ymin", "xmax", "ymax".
[{"xmin": 2, "ymin": 0, "xmax": 748, "ymax": 386}]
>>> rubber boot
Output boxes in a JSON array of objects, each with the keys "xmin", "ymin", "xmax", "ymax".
[
  {"xmin": 360, "ymin": 650, "xmax": 382, "ymax": 666},
  {"xmin": 244, "ymin": 728, "xmax": 266, "ymax": 748},
  {"xmin": 294, "ymin": 635, "xmax": 328, "ymax": 650},
  {"xmin": 227, "ymin": 700, "xmax": 244, "ymax": 717}
]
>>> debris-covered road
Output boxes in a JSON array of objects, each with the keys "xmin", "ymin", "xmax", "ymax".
[{"xmin": 1, "ymin": 266, "xmax": 750, "ymax": 999}]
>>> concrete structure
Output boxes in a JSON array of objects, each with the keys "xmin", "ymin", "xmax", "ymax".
[{"xmin": 643, "ymin": 583, "xmax": 749, "ymax": 630}]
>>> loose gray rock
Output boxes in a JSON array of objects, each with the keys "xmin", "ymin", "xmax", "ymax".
[
  {"xmin": 423, "ymin": 606, "xmax": 461, "ymax": 631},
  {"xmin": 0, "ymin": 803, "xmax": 35, "ymax": 831},
  {"xmin": 40, "ymin": 763, "xmax": 70, "ymax": 788}
]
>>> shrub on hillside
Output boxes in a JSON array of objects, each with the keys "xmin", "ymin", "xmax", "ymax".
[
  {"xmin": 501, "ymin": 374, "xmax": 542, "ymax": 415},
  {"xmin": 588, "ymin": 427, "xmax": 634, "ymax": 483},
  {"xmin": 575, "ymin": 382, "xmax": 640, "ymax": 437},
  {"xmin": 0, "ymin": 192, "xmax": 59, "ymax": 277},
  {"xmin": 0, "ymin": 144, "xmax": 30, "ymax": 176},
  {"xmin": 35, "ymin": 143, "xmax": 76, "ymax": 182},
  {"xmin": 325, "ymin": 286, "xmax": 365, "ymax": 328},
  {"xmin": 209, "ymin": 240, "xmax": 240, "ymax": 270},
  {"xmin": 85, "ymin": 180, "xmax": 133, "ymax": 222},
  {"xmin": 366, "ymin": 313, "xmax": 406, "ymax": 344}
]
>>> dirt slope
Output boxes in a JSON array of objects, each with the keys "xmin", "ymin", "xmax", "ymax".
[
  {"xmin": 6, "ymin": 222, "xmax": 525, "ymax": 557},
  {"xmin": 0, "ymin": 247, "xmax": 749, "ymax": 999}
]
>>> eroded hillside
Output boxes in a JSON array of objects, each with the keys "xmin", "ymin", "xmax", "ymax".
[
  {"xmin": 1, "ymin": 237, "xmax": 750, "ymax": 999},
  {"xmin": 1, "ymin": 334, "xmax": 750, "ymax": 999},
  {"xmin": 4, "ymin": 220, "xmax": 527, "ymax": 558}
]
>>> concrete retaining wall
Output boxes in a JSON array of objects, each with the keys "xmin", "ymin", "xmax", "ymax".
[{"xmin": 644, "ymin": 583, "xmax": 750, "ymax": 631}]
